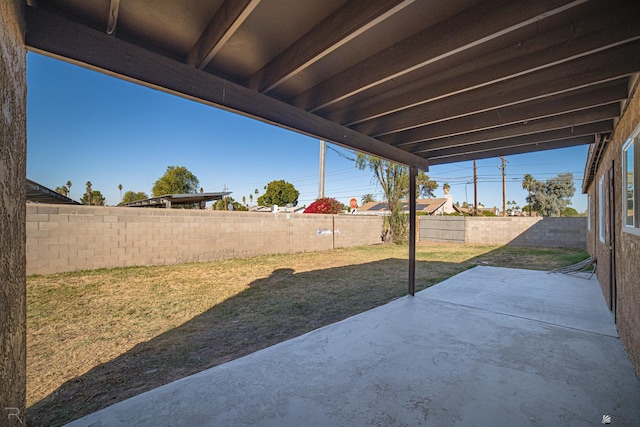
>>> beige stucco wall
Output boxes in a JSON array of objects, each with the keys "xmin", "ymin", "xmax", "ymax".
[
  {"xmin": 585, "ymin": 83, "xmax": 640, "ymax": 375},
  {"xmin": 0, "ymin": 0, "xmax": 26, "ymax": 423},
  {"xmin": 26, "ymin": 205, "xmax": 383, "ymax": 275}
]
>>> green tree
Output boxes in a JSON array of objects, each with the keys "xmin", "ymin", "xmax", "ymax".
[
  {"xmin": 213, "ymin": 196, "xmax": 248, "ymax": 211},
  {"xmin": 152, "ymin": 166, "xmax": 199, "ymax": 196},
  {"xmin": 66, "ymin": 180, "xmax": 72, "ymax": 197},
  {"xmin": 527, "ymin": 172, "xmax": 575, "ymax": 217},
  {"xmin": 356, "ymin": 154, "xmax": 436, "ymax": 243},
  {"xmin": 118, "ymin": 184, "xmax": 123, "ymax": 201},
  {"xmin": 257, "ymin": 180, "xmax": 299, "ymax": 207},
  {"xmin": 361, "ymin": 193, "xmax": 376, "ymax": 204},
  {"xmin": 522, "ymin": 173, "xmax": 534, "ymax": 216},
  {"xmin": 55, "ymin": 186, "xmax": 68, "ymax": 196},
  {"xmin": 417, "ymin": 174, "xmax": 438, "ymax": 198},
  {"xmin": 249, "ymin": 194, "xmax": 254, "ymax": 206},
  {"xmin": 561, "ymin": 207, "xmax": 580, "ymax": 217},
  {"xmin": 120, "ymin": 191, "xmax": 149, "ymax": 204},
  {"xmin": 81, "ymin": 190, "xmax": 105, "ymax": 206}
]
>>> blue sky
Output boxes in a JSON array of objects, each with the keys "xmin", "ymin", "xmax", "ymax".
[{"xmin": 27, "ymin": 53, "xmax": 588, "ymax": 213}]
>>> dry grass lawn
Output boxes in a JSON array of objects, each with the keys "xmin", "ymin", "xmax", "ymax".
[{"xmin": 27, "ymin": 243, "xmax": 588, "ymax": 426}]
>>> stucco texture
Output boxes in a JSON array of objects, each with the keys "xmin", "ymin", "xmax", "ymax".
[{"xmin": 0, "ymin": 0, "xmax": 27, "ymax": 424}]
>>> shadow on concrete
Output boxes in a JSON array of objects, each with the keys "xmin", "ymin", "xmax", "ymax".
[{"xmin": 28, "ymin": 257, "xmax": 470, "ymax": 426}]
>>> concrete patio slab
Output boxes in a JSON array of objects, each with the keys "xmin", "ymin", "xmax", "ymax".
[{"xmin": 65, "ymin": 266, "xmax": 640, "ymax": 426}]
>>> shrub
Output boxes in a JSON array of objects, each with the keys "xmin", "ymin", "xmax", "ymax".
[{"xmin": 304, "ymin": 197, "xmax": 342, "ymax": 214}]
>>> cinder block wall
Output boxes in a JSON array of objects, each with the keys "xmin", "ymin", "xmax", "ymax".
[
  {"xmin": 419, "ymin": 216, "xmax": 465, "ymax": 243},
  {"xmin": 420, "ymin": 216, "xmax": 587, "ymax": 249},
  {"xmin": 466, "ymin": 217, "xmax": 586, "ymax": 248},
  {"xmin": 26, "ymin": 205, "xmax": 382, "ymax": 275},
  {"xmin": 1, "ymin": 0, "xmax": 26, "ymax": 422}
]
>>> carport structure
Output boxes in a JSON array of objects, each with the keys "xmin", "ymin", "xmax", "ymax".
[{"xmin": 3, "ymin": 0, "xmax": 640, "ymax": 422}]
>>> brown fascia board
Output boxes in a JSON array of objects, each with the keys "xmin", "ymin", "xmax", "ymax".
[{"xmin": 582, "ymin": 75, "xmax": 640, "ymax": 193}]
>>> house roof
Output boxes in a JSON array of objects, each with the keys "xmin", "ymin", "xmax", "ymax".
[
  {"xmin": 24, "ymin": 1, "xmax": 640, "ymax": 169},
  {"xmin": 26, "ymin": 179, "xmax": 80, "ymax": 205},
  {"xmin": 121, "ymin": 192, "xmax": 230, "ymax": 208},
  {"xmin": 359, "ymin": 198, "xmax": 447, "ymax": 214}
]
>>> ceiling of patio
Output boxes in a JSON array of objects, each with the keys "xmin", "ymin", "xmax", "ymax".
[{"xmin": 24, "ymin": 0, "xmax": 640, "ymax": 169}]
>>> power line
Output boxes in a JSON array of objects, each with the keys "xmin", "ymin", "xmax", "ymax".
[{"xmin": 326, "ymin": 144, "xmax": 357, "ymax": 161}]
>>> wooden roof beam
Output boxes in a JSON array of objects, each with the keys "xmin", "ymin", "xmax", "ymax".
[
  {"xmin": 352, "ymin": 40, "xmax": 640, "ymax": 137},
  {"xmin": 294, "ymin": 0, "xmax": 587, "ymax": 112},
  {"xmin": 382, "ymin": 79, "xmax": 629, "ymax": 146},
  {"xmin": 421, "ymin": 122, "xmax": 611, "ymax": 160},
  {"xmin": 26, "ymin": 6, "xmax": 430, "ymax": 170},
  {"xmin": 427, "ymin": 136, "xmax": 594, "ymax": 166},
  {"xmin": 186, "ymin": 0, "xmax": 261, "ymax": 70},
  {"xmin": 247, "ymin": 0, "xmax": 415, "ymax": 93},
  {"xmin": 410, "ymin": 104, "xmax": 620, "ymax": 154},
  {"xmin": 106, "ymin": 0, "xmax": 120, "ymax": 35},
  {"xmin": 327, "ymin": 2, "xmax": 640, "ymax": 125}
]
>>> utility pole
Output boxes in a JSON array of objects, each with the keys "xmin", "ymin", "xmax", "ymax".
[
  {"xmin": 318, "ymin": 140, "xmax": 326, "ymax": 199},
  {"xmin": 223, "ymin": 183, "xmax": 228, "ymax": 210},
  {"xmin": 473, "ymin": 159, "xmax": 478, "ymax": 216},
  {"xmin": 499, "ymin": 156, "xmax": 507, "ymax": 216}
]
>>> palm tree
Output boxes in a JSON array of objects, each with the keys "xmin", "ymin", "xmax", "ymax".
[
  {"xmin": 249, "ymin": 194, "xmax": 253, "ymax": 206},
  {"xmin": 66, "ymin": 180, "xmax": 72, "ymax": 197},
  {"xmin": 360, "ymin": 193, "xmax": 376, "ymax": 204},
  {"xmin": 522, "ymin": 174, "xmax": 534, "ymax": 216},
  {"xmin": 443, "ymin": 182, "xmax": 450, "ymax": 195},
  {"xmin": 242, "ymin": 196, "xmax": 246, "ymax": 206},
  {"xmin": 118, "ymin": 184, "xmax": 123, "ymax": 201},
  {"xmin": 86, "ymin": 181, "xmax": 92, "ymax": 205}
]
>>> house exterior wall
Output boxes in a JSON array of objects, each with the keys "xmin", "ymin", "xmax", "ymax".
[
  {"xmin": 419, "ymin": 216, "xmax": 587, "ymax": 249},
  {"xmin": 0, "ymin": 0, "xmax": 26, "ymax": 423},
  {"xmin": 25, "ymin": 205, "xmax": 383, "ymax": 275},
  {"xmin": 585, "ymin": 84, "xmax": 640, "ymax": 375}
]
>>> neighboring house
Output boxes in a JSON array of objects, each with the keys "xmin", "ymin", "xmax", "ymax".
[
  {"xmin": 357, "ymin": 196, "xmax": 454, "ymax": 215},
  {"xmin": 582, "ymin": 78, "xmax": 640, "ymax": 375}
]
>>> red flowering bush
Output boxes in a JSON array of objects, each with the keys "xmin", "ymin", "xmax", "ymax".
[{"xmin": 303, "ymin": 197, "xmax": 342, "ymax": 214}]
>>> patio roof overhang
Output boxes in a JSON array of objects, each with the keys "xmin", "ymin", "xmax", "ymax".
[
  {"xmin": 23, "ymin": 0, "xmax": 640, "ymax": 171},
  {"xmin": 120, "ymin": 192, "xmax": 231, "ymax": 208},
  {"xmin": 26, "ymin": 178, "xmax": 80, "ymax": 205}
]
